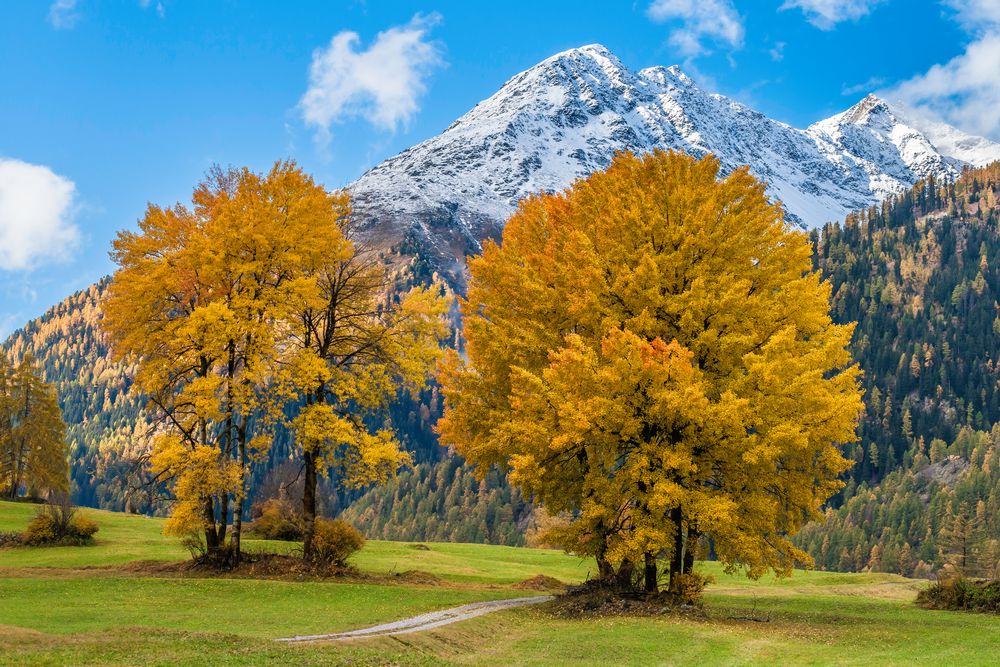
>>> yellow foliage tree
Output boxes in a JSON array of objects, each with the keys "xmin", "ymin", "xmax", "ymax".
[
  {"xmin": 438, "ymin": 150, "xmax": 863, "ymax": 593},
  {"xmin": 104, "ymin": 160, "xmax": 448, "ymax": 564},
  {"xmin": 0, "ymin": 354, "xmax": 69, "ymax": 499},
  {"xmin": 104, "ymin": 161, "xmax": 356, "ymax": 560},
  {"xmin": 279, "ymin": 219, "xmax": 450, "ymax": 561}
]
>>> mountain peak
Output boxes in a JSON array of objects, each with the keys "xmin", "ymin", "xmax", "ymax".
[
  {"xmin": 841, "ymin": 93, "xmax": 892, "ymax": 124},
  {"xmin": 559, "ymin": 43, "xmax": 612, "ymax": 58},
  {"xmin": 539, "ymin": 43, "xmax": 620, "ymax": 70},
  {"xmin": 349, "ymin": 43, "xmax": 1000, "ymax": 284}
]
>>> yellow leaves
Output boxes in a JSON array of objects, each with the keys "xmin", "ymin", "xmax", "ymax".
[
  {"xmin": 104, "ymin": 160, "xmax": 436, "ymax": 548},
  {"xmin": 289, "ymin": 403, "xmax": 411, "ymax": 488},
  {"xmin": 150, "ymin": 434, "xmax": 241, "ymax": 537},
  {"xmin": 439, "ymin": 149, "xmax": 865, "ymax": 577}
]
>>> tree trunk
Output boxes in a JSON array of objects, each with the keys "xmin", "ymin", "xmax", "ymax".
[
  {"xmin": 615, "ymin": 558, "xmax": 636, "ymax": 591},
  {"xmin": 10, "ymin": 438, "xmax": 25, "ymax": 500},
  {"xmin": 668, "ymin": 506, "xmax": 684, "ymax": 594},
  {"xmin": 217, "ymin": 493, "xmax": 229, "ymax": 548},
  {"xmin": 231, "ymin": 417, "xmax": 247, "ymax": 563},
  {"xmin": 683, "ymin": 529, "xmax": 700, "ymax": 576},
  {"xmin": 219, "ymin": 341, "xmax": 236, "ymax": 556},
  {"xmin": 203, "ymin": 497, "xmax": 219, "ymax": 551},
  {"xmin": 596, "ymin": 555, "xmax": 616, "ymax": 583},
  {"xmin": 302, "ymin": 449, "xmax": 317, "ymax": 561},
  {"xmin": 644, "ymin": 552, "xmax": 658, "ymax": 593},
  {"xmin": 594, "ymin": 523, "xmax": 616, "ymax": 583}
]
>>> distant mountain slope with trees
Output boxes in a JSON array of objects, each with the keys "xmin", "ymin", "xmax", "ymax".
[
  {"xmin": 813, "ymin": 162, "xmax": 1000, "ymax": 486},
  {"xmin": 6, "ymin": 161, "xmax": 1000, "ymax": 567}
]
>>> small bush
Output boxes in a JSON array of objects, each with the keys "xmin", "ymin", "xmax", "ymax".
[
  {"xmin": 917, "ymin": 575, "xmax": 1000, "ymax": 613},
  {"xmin": 311, "ymin": 518, "xmax": 365, "ymax": 566},
  {"xmin": 673, "ymin": 572, "xmax": 713, "ymax": 604},
  {"xmin": 246, "ymin": 499, "xmax": 303, "ymax": 541},
  {"xmin": 71, "ymin": 514, "xmax": 99, "ymax": 540},
  {"xmin": 21, "ymin": 514, "xmax": 58, "ymax": 546},
  {"xmin": 20, "ymin": 497, "xmax": 99, "ymax": 546},
  {"xmin": 0, "ymin": 531, "xmax": 22, "ymax": 547}
]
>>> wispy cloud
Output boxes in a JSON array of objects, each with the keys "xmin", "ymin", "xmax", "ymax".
[
  {"xmin": 0, "ymin": 159, "xmax": 80, "ymax": 271},
  {"xmin": 300, "ymin": 13, "xmax": 445, "ymax": 147},
  {"xmin": 769, "ymin": 41, "xmax": 786, "ymax": 62},
  {"xmin": 47, "ymin": 0, "xmax": 79, "ymax": 30},
  {"xmin": 883, "ymin": 0, "xmax": 1000, "ymax": 139},
  {"xmin": 780, "ymin": 0, "xmax": 886, "ymax": 30},
  {"xmin": 842, "ymin": 75, "xmax": 887, "ymax": 96},
  {"xmin": 646, "ymin": 0, "xmax": 744, "ymax": 58},
  {"xmin": 138, "ymin": 0, "xmax": 165, "ymax": 19}
]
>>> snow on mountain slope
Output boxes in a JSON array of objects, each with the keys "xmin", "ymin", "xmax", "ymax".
[
  {"xmin": 349, "ymin": 44, "xmax": 1000, "ymax": 283},
  {"xmin": 886, "ymin": 103, "xmax": 1000, "ymax": 168}
]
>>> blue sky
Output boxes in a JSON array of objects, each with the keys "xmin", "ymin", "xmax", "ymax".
[{"xmin": 1, "ymin": 0, "xmax": 996, "ymax": 334}]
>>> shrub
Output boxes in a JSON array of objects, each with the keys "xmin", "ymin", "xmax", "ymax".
[
  {"xmin": 311, "ymin": 518, "xmax": 365, "ymax": 566},
  {"xmin": 20, "ymin": 496, "xmax": 99, "ymax": 546},
  {"xmin": 673, "ymin": 572, "xmax": 713, "ymax": 604},
  {"xmin": 246, "ymin": 498, "xmax": 303, "ymax": 541},
  {"xmin": 917, "ymin": 575, "xmax": 1000, "ymax": 612},
  {"xmin": 0, "ymin": 531, "xmax": 22, "ymax": 547},
  {"xmin": 71, "ymin": 514, "xmax": 99, "ymax": 540},
  {"xmin": 20, "ymin": 513, "xmax": 58, "ymax": 546}
]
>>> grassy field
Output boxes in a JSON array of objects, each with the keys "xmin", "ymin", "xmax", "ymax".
[{"xmin": 2, "ymin": 500, "xmax": 999, "ymax": 665}]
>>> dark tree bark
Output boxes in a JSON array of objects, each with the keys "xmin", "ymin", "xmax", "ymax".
[
  {"xmin": 644, "ymin": 552, "xmax": 658, "ymax": 593},
  {"xmin": 302, "ymin": 449, "xmax": 318, "ymax": 561},
  {"xmin": 668, "ymin": 506, "xmax": 685, "ymax": 594}
]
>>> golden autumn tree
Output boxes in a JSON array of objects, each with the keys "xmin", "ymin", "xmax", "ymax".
[
  {"xmin": 438, "ymin": 150, "xmax": 864, "ymax": 594},
  {"xmin": 103, "ymin": 161, "xmax": 352, "ymax": 562},
  {"xmin": 184, "ymin": 162, "xmax": 348, "ymax": 561},
  {"xmin": 280, "ymin": 218, "xmax": 450, "ymax": 561},
  {"xmin": 104, "ymin": 159, "xmax": 447, "ymax": 565},
  {"xmin": 0, "ymin": 354, "xmax": 69, "ymax": 499}
]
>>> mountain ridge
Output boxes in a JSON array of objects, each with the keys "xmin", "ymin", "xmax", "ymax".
[{"xmin": 348, "ymin": 43, "xmax": 1000, "ymax": 283}]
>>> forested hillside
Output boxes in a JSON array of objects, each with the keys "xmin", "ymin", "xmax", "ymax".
[
  {"xmin": 813, "ymin": 163, "xmax": 1000, "ymax": 486},
  {"xmin": 1, "ymin": 254, "xmax": 452, "ymax": 515},
  {"xmin": 795, "ymin": 425, "xmax": 1000, "ymax": 578},
  {"xmin": 2, "ymin": 279, "xmax": 150, "ymax": 510},
  {"xmin": 792, "ymin": 163, "xmax": 1000, "ymax": 574},
  {"xmin": 7, "ymin": 162, "xmax": 1000, "ymax": 563},
  {"xmin": 339, "ymin": 458, "xmax": 529, "ymax": 546}
]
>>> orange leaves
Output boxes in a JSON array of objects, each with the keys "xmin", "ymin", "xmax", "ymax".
[
  {"xmin": 439, "ymin": 149, "xmax": 864, "ymax": 577},
  {"xmin": 102, "ymin": 160, "xmax": 377, "ymax": 547}
]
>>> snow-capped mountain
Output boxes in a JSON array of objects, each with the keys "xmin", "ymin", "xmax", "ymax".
[{"xmin": 349, "ymin": 44, "xmax": 1000, "ymax": 282}]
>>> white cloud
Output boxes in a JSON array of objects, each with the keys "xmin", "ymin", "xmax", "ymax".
[
  {"xmin": 842, "ymin": 75, "xmax": 887, "ymax": 96},
  {"xmin": 300, "ymin": 14, "xmax": 444, "ymax": 144},
  {"xmin": 883, "ymin": 1, "xmax": 1000, "ymax": 140},
  {"xmin": 0, "ymin": 159, "xmax": 80, "ymax": 271},
  {"xmin": 945, "ymin": 0, "xmax": 1000, "ymax": 30},
  {"xmin": 646, "ymin": 0, "xmax": 744, "ymax": 57},
  {"xmin": 139, "ymin": 0, "xmax": 165, "ymax": 19},
  {"xmin": 47, "ymin": 0, "xmax": 79, "ymax": 29},
  {"xmin": 769, "ymin": 41, "xmax": 786, "ymax": 61},
  {"xmin": 780, "ymin": 0, "xmax": 885, "ymax": 30}
]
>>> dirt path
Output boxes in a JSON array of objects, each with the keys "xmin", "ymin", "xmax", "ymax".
[{"xmin": 275, "ymin": 595, "xmax": 552, "ymax": 642}]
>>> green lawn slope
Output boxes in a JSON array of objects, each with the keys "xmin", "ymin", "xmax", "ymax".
[{"xmin": 2, "ymin": 500, "xmax": 999, "ymax": 666}]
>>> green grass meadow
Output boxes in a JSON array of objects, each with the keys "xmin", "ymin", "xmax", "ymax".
[{"xmin": 2, "ymin": 500, "xmax": 1000, "ymax": 665}]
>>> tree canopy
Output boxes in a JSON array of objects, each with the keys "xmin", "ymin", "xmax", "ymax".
[
  {"xmin": 0, "ymin": 353, "xmax": 68, "ymax": 499},
  {"xmin": 438, "ymin": 149, "xmax": 863, "ymax": 592},
  {"xmin": 102, "ymin": 160, "xmax": 448, "ymax": 564}
]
